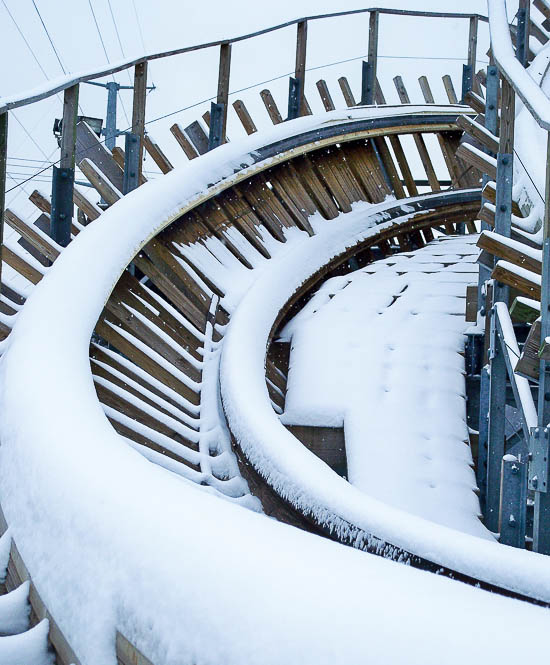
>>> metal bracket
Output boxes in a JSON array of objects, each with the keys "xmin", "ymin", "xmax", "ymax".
[{"xmin": 529, "ymin": 427, "xmax": 550, "ymax": 492}]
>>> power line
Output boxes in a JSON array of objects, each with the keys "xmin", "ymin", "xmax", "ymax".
[
  {"xmin": 31, "ymin": 0, "xmax": 67, "ymax": 74},
  {"xmin": 131, "ymin": 0, "xmax": 155, "ymax": 86},
  {"xmin": 107, "ymin": 0, "xmax": 133, "ymax": 86},
  {"xmin": 1, "ymin": 0, "xmax": 49, "ymax": 79},
  {"xmin": 88, "ymin": 0, "xmax": 131, "ymax": 126}
]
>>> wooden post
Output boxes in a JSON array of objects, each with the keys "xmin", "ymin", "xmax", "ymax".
[
  {"xmin": 295, "ymin": 21, "xmax": 307, "ymax": 117},
  {"xmin": 132, "ymin": 61, "xmax": 148, "ymax": 182},
  {"xmin": 516, "ymin": 0, "xmax": 531, "ymax": 66},
  {"xmin": 0, "ymin": 112, "xmax": 6, "ymax": 291},
  {"xmin": 366, "ymin": 11, "xmax": 379, "ymax": 105},
  {"xmin": 51, "ymin": 84, "xmax": 79, "ymax": 246},
  {"xmin": 216, "ymin": 43, "xmax": 232, "ymax": 143},
  {"xmin": 468, "ymin": 16, "xmax": 478, "ymax": 82}
]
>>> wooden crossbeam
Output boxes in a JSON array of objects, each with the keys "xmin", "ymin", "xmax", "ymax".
[
  {"xmin": 170, "ymin": 123, "xmax": 199, "ymax": 160},
  {"xmin": 456, "ymin": 115, "xmax": 499, "ymax": 153},
  {"xmin": 260, "ymin": 89, "xmax": 283, "ymax": 124}
]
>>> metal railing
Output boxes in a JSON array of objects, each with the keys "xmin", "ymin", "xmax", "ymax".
[{"xmin": 481, "ymin": 0, "xmax": 550, "ymax": 553}]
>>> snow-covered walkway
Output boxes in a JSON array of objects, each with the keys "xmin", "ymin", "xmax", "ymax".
[{"xmin": 282, "ymin": 235, "xmax": 489, "ymax": 539}]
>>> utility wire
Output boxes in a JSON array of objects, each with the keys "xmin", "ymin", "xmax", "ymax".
[
  {"xmin": 4, "ymin": 50, "xmax": 483, "ymax": 194},
  {"xmin": 2, "ymin": 0, "xmax": 49, "ymax": 79},
  {"xmin": 88, "ymin": 0, "xmax": 131, "ymax": 126},
  {"xmin": 131, "ymin": 0, "xmax": 155, "ymax": 87},
  {"xmin": 31, "ymin": 0, "xmax": 67, "ymax": 74},
  {"xmin": 107, "ymin": 0, "xmax": 133, "ymax": 86}
]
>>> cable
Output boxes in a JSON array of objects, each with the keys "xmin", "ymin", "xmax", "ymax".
[
  {"xmin": 88, "ymin": 0, "xmax": 131, "ymax": 126},
  {"xmin": 131, "ymin": 0, "xmax": 155, "ymax": 87},
  {"xmin": 4, "ymin": 50, "xmax": 488, "ymax": 193},
  {"xmin": 107, "ymin": 0, "xmax": 133, "ymax": 86},
  {"xmin": 31, "ymin": 0, "xmax": 67, "ymax": 74},
  {"xmin": 1, "ymin": 0, "xmax": 49, "ymax": 79}
]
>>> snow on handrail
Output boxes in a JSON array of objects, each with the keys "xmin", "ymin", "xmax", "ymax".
[
  {"xmin": 0, "ymin": 8, "xmax": 487, "ymax": 115},
  {"xmin": 488, "ymin": 0, "xmax": 550, "ymax": 131}
]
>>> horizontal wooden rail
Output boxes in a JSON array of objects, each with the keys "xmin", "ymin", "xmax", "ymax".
[{"xmin": 0, "ymin": 8, "xmax": 487, "ymax": 114}]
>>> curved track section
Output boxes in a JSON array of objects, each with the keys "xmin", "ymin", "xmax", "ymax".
[{"xmin": 2, "ymin": 105, "xmax": 549, "ymax": 662}]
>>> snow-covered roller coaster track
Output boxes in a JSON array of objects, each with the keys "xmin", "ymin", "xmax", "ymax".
[{"xmin": 1, "ymin": 104, "xmax": 549, "ymax": 664}]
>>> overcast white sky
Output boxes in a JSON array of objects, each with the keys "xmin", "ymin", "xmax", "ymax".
[{"xmin": 1, "ymin": 0, "xmax": 516, "ymax": 217}]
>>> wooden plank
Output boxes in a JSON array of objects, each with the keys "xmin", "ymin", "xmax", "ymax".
[
  {"xmin": 260, "ymin": 89, "xmax": 283, "ymax": 124},
  {"xmin": 373, "ymin": 136, "xmax": 407, "ymax": 197},
  {"xmin": 477, "ymin": 231, "xmax": 541, "ymax": 274},
  {"xmin": 184, "ymin": 121, "xmax": 209, "ymax": 155},
  {"xmin": 499, "ymin": 78, "xmax": 515, "ymax": 154},
  {"xmin": 295, "ymin": 20, "xmax": 308, "ymax": 116},
  {"xmin": 393, "ymin": 76, "xmax": 410, "ymax": 103},
  {"xmin": 216, "ymin": 43, "xmax": 232, "ymax": 142},
  {"xmin": 374, "ymin": 77, "xmax": 386, "ymax": 105},
  {"xmin": 456, "ymin": 114, "xmax": 499, "ymax": 153},
  {"xmin": 456, "ymin": 143, "xmax": 496, "ymax": 179},
  {"xmin": 95, "ymin": 314, "xmax": 200, "ymax": 406},
  {"xmin": 4, "ymin": 209, "xmax": 59, "ymax": 262},
  {"xmin": 73, "ymin": 186, "xmax": 102, "ymax": 221},
  {"xmin": 367, "ymin": 10, "xmax": 379, "ymax": 105},
  {"xmin": 338, "ymin": 77, "xmax": 356, "ymax": 107},
  {"xmin": 291, "ymin": 154, "xmax": 340, "ymax": 219},
  {"xmin": 510, "ymin": 296, "xmax": 540, "ymax": 324},
  {"xmin": 2, "ymin": 245, "xmax": 43, "ymax": 284},
  {"xmin": 287, "ymin": 426, "xmax": 347, "ymax": 477},
  {"xmin": 79, "ymin": 158, "xmax": 122, "ymax": 205},
  {"xmin": 482, "ymin": 180, "xmax": 523, "ymax": 217},
  {"xmin": 132, "ymin": 61, "xmax": 148, "ymax": 181},
  {"xmin": 492, "ymin": 262, "xmax": 540, "ymax": 299},
  {"xmin": 29, "ymin": 189, "xmax": 51, "ymax": 214},
  {"xmin": 341, "ymin": 140, "xmax": 392, "ymax": 202},
  {"xmin": 442, "ymin": 75, "xmax": 459, "ymax": 104},
  {"xmin": 170, "ymin": 123, "xmax": 199, "ymax": 160},
  {"xmin": 143, "ymin": 134, "xmax": 173, "ymax": 174},
  {"xmin": 465, "ymin": 90, "xmax": 486, "ymax": 114},
  {"xmin": 515, "ymin": 318, "xmax": 540, "ymax": 380},
  {"xmin": 418, "ymin": 76, "xmax": 435, "ymax": 103},
  {"xmin": 316, "ymin": 79, "xmax": 335, "ymax": 111},
  {"xmin": 116, "ymin": 632, "xmax": 155, "ymax": 665},
  {"xmin": 466, "ymin": 284, "xmax": 478, "ymax": 322},
  {"xmin": 75, "ymin": 120, "xmax": 123, "ymax": 192},
  {"xmin": 232, "ymin": 99, "xmax": 257, "ymax": 134}
]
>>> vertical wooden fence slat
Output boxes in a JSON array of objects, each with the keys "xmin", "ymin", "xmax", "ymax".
[
  {"xmin": 468, "ymin": 16, "xmax": 479, "ymax": 91},
  {"xmin": 132, "ymin": 62, "xmax": 148, "ymax": 182},
  {"xmin": 295, "ymin": 20, "xmax": 307, "ymax": 116},
  {"xmin": 366, "ymin": 10, "xmax": 379, "ymax": 105},
  {"xmin": 0, "ymin": 112, "xmax": 6, "ymax": 292},
  {"xmin": 216, "ymin": 43, "xmax": 232, "ymax": 143}
]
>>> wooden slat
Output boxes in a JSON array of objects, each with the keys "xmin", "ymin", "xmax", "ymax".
[
  {"xmin": 442, "ymin": 75, "xmax": 459, "ymax": 104},
  {"xmin": 232, "ymin": 99, "xmax": 257, "ymax": 134},
  {"xmin": 2, "ymin": 245, "xmax": 43, "ymax": 284},
  {"xmin": 76, "ymin": 120, "xmax": 124, "ymax": 192},
  {"xmin": 515, "ymin": 318, "xmax": 540, "ymax": 380},
  {"xmin": 482, "ymin": 180, "xmax": 523, "ymax": 217},
  {"xmin": 316, "ymin": 79, "xmax": 335, "ymax": 111},
  {"xmin": 510, "ymin": 296, "xmax": 540, "ymax": 324},
  {"xmin": 456, "ymin": 143, "xmax": 496, "ymax": 179},
  {"xmin": 144, "ymin": 134, "xmax": 173, "ymax": 174},
  {"xmin": 338, "ymin": 77, "xmax": 356, "ymax": 107},
  {"xmin": 260, "ymin": 89, "xmax": 283, "ymax": 125},
  {"xmin": 341, "ymin": 140, "xmax": 392, "ymax": 202},
  {"xmin": 373, "ymin": 136, "xmax": 407, "ymax": 197},
  {"xmin": 29, "ymin": 189, "xmax": 51, "ymax": 214},
  {"xmin": 492, "ymin": 261, "xmax": 540, "ymax": 299},
  {"xmin": 73, "ymin": 187, "xmax": 102, "ymax": 221},
  {"xmin": 291, "ymin": 154, "xmax": 340, "ymax": 219},
  {"xmin": 477, "ymin": 231, "xmax": 541, "ymax": 274},
  {"xmin": 170, "ymin": 123, "xmax": 199, "ymax": 160},
  {"xmin": 418, "ymin": 76, "xmax": 435, "ymax": 103},
  {"xmin": 456, "ymin": 114, "xmax": 499, "ymax": 154},
  {"xmin": 5, "ymin": 209, "xmax": 60, "ymax": 262},
  {"xmin": 116, "ymin": 632, "xmax": 155, "ymax": 665},
  {"xmin": 465, "ymin": 90, "xmax": 485, "ymax": 114},
  {"xmin": 79, "ymin": 158, "xmax": 122, "ymax": 205},
  {"xmin": 184, "ymin": 121, "xmax": 209, "ymax": 155}
]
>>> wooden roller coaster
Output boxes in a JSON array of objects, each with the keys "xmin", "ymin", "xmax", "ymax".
[{"xmin": 2, "ymin": 1, "xmax": 550, "ymax": 663}]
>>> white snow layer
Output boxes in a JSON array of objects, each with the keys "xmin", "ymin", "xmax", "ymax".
[
  {"xmin": 1, "ymin": 106, "xmax": 550, "ymax": 664},
  {"xmin": 281, "ymin": 235, "xmax": 490, "ymax": 539}
]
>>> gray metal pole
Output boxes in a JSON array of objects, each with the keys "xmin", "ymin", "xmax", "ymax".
[
  {"xmin": 516, "ymin": 0, "xmax": 530, "ymax": 67},
  {"xmin": 0, "ymin": 112, "xmax": 6, "ymax": 292},
  {"xmin": 105, "ymin": 81, "xmax": 119, "ymax": 152},
  {"xmin": 532, "ymin": 132, "xmax": 550, "ymax": 554}
]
